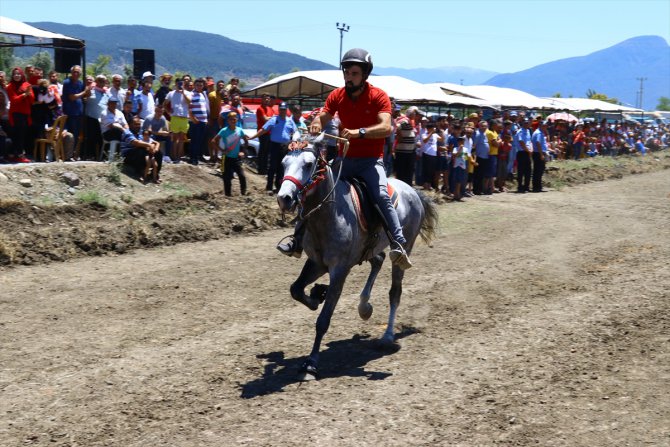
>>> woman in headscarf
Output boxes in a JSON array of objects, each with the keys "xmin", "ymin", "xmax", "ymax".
[{"xmin": 5, "ymin": 67, "xmax": 34, "ymax": 163}]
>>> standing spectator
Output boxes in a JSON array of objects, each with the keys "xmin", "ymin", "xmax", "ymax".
[
  {"xmin": 207, "ymin": 79, "xmax": 226, "ymax": 163},
  {"xmin": 447, "ymin": 123, "xmax": 462, "ymax": 194},
  {"xmin": 82, "ymin": 74, "xmax": 108, "ymax": 160},
  {"xmin": 212, "ymin": 111, "xmax": 248, "ymax": 196},
  {"xmin": 394, "ymin": 106, "xmax": 419, "ymax": 185},
  {"xmin": 496, "ymin": 132, "xmax": 512, "ymax": 192},
  {"xmin": 5, "ymin": 67, "xmax": 34, "ymax": 163},
  {"xmin": 33, "ymin": 78, "xmax": 60, "ymax": 133},
  {"xmin": 141, "ymin": 71, "xmax": 155, "ymax": 87},
  {"xmin": 0, "ymin": 71, "xmax": 9, "ymax": 163},
  {"xmin": 164, "ymin": 77, "xmax": 190, "ymax": 162},
  {"xmin": 486, "ymin": 119, "xmax": 502, "ymax": 194},
  {"xmin": 125, "ymin": 76, "xmax": 140, "ymax": 115},
  {"xmin": 218, "ymin": 92, "xmax": 245, "ymax": 128},
  {"xmin": 436, "ymin": 115, "xmax": 450, "ymax": 194},
  {"xmin": 108, "ymin": 74, "xmax": 126, "ymax": 105},
  {"xmin": 155, "ymin": 73, "xmax": 172, "ymax": 106},
  {"xmin": 184, "ymin": 77, "xmax": 209, "ymax": 165},
  {"xmin": 289, "ymin": 104, "xmax": 307, "ymax": 132},
  {"xmin": 224, "ymin": 77, "xmax": 240, "ymax": 94},
  {"xmin": 452, "ymin": 136, "xmax": 468, "ymax": 201},
  {"xmin": 572, "ymin": 123, "xmax": 586, "ymax": 160},
  {"xmin": 48, "ymin": 70, "xmax": 63, "ymax": 96},
  {"xmin": 62, "ymin": 65, "xmax": 89, "ymax": 157},
  {"xmin": 464, "ymin": 123, "xmax": 476, "ymax": 196},
  {"xmin": 136, "ymin": 79, "xmax": 155, "ymax": 120},
  {"xmin": 255, "ymin": 93, "xmax": 275, "ymax": 174},
  {"xmin": 419, "ymin": 121, "xmax": 441, "ymax": 190},
  {"xmin": 514, "ymin": 118, "xmax": 533, "ymax": 193},
  {"xmin": 531, "ymin": 120, "xmax": 548, "ymax": 192},
  {"xmin": 248, "ymin": 102, "xmax": 297, "ymax": 192},
  {"xmin": 471, "ymin": 120, "xmax": 490, "ymax": 195}
]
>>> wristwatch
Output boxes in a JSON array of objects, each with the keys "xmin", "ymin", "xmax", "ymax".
[{"xmin": 359, "ymin": 128, "xmax": 366, "ymax": 139}]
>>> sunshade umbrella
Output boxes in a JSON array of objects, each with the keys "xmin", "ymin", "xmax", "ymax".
[{"xmin": 546, "ymin": 112, "xmax": 579, "ymax": 123}]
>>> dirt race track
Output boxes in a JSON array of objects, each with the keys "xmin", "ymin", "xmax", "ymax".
[{"xmin": 1, "ymin": 169, "xmax": 669, "ymax": 446}]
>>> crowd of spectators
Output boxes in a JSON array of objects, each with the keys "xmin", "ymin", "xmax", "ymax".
[
  {"xmin": 385, "ymin": 105, "xmax": 669, "ymax": 199},
  {"xmin": 0, "ymin": 65, "xmax": 667, "ymax": 194}
]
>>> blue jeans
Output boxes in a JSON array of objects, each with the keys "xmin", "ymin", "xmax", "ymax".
[{"xmin": 341, "ymin": 157, "xmax": 407, "ymax": 246}]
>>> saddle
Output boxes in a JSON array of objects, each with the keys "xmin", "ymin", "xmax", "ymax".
[{"xmin": 348, "ymin": 177, "xmax": 399, "ymax": 262}]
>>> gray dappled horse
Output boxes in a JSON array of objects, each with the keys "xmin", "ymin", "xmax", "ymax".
[{"xmin": 276, "ymin": 139, "xmax": 438, "ymax": 380}]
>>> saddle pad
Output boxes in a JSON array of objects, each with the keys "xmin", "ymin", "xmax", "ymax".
[{"xmin": 350, "ymin": 182, "xmax": 399, "ymax": 233}]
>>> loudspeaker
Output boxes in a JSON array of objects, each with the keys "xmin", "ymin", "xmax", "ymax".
[
  {"xmin": 54, "ymin": 39, "xmax": 82, "ymax": 73},
  {"xmin": 133, "ymin": 49, "xmax": 155, "ymax": 79}
]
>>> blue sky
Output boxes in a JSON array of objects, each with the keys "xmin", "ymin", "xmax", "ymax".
[{"xmin": 2, "ymin": 0, "xmax": 669, "ymax": 73}]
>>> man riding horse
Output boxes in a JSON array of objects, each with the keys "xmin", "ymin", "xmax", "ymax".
[{"xmin": 277, "ymin": 48, "xmax": 413, "ymax": 270}]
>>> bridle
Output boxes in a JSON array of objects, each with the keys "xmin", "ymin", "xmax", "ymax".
[
  {"xmin": 282, "ymin": 147, "xmax": 333, "ymax": 219},
  {"xmin": 281, "ymin": 133, "xmax": 350, "ymax": 220}
]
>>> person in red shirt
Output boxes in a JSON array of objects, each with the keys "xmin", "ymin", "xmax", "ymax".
[
  {"xmin": 572, "ymin": 123, "xmax": 586, "ymax": 160},
  {"xmin": 277, "ymin": 48, "xmax": 412, "ymax": 270},
  {"xmin": 255, "ymin": 93, "xmax": 275, "ymax": 174},
  {"xmin": 5, "ymin": 67, "xmax": 34, "ymax": 163}
]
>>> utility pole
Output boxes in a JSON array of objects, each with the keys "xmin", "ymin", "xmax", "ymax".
[
  {"xmin": 336, "ymin": 23, "xmax": 350, "ymax": 65},
  {"xmin": 636, "ymin": 77, "xmax": 647, "ymax": 109}
]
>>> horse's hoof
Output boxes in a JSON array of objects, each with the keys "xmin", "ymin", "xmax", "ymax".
[
  {"xmin": 375, "ymin": 336, "xmax": 401, "ymax": 353},
  {"xmin": 358, "ymin": 302, "xmax": 373, "ymax": 320},
  {"xmin": 298, "ymin": 362, "xmax": 319, "ymax": 381},
  {"xmin": 309, "ymin": 283, "xmax": 328, "ymax": 303}
]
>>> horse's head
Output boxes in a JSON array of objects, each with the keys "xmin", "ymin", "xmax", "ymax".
[{"xmin": 277, "ymin": 141, "xmax": 320, "ymax": 213}]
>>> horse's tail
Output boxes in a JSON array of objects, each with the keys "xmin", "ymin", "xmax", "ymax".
[{"xmin": 417, "ymin": 191, "xmax": 438, "ymax": 247}]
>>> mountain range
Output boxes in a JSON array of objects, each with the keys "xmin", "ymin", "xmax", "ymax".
[
  {"xmin": 28, "ymin": 22, "xmax": 335, "ymax": 84},
  {"xmin": 24, "ymin": 23, "xmax": 670, "ymax": 108},
  {"xmin": 484, "ymin": 35, "xmax": 670, "ymax": 108}
]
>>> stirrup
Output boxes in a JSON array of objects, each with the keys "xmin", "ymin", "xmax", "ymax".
[
  {"xmin": 389, "ymin": 243, "xmax": 412, "ymax": 270},
  {"xmin": 277, "ymin": 235, "xmax": 302, "ymax": 258}
]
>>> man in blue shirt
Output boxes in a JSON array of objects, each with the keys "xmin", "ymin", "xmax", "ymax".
[
  {"xmin": 471, "ymin": 120, "xmax": 490, "ymax": 195},
  {"xmin": 531, "ymin": 120, "xmax": 548, "ymax": 192},
  {"xmin": 250, "ymin": 102, "xmax": 298, "ymax": 192},
  {"xmin": 514, "ymin": 118, "xmax": 533, "ymax": 193},
  {"xmin": 62, "ymin": 65, "xmax": 89, "ymax": 151}
]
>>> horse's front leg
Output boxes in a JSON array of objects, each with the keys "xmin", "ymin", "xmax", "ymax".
[
  {"xmin": 380, "ymin": 264, "xmax": 405, "ymax": 350},
  {"xmin": 300, "ymin": 267, "xmax": 349, "ymax": 380},
  {"xmin": 358, "ymin": 252, "xmax": 385, "ymax": 320},
  {"xmin": 290, "ymin": 259, "xmax": 328, "ymax": 311}
]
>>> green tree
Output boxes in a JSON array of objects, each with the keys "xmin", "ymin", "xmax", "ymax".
[
  {"xmin": 585, "ymin": 88, "xmax": 619, "ymax": 104},
  {"xmin": 552, "ymin": 93, "xmax": 562, "ymax": 98},
  {"xmin": 0, "ymin": 37, "xmax": 16, "ymax": 73},
  {"xmin": 28, "ymin": 51, "xmax": 53, "ymax": 74},
  {"xmin": 86, "ymin": 54, "xmax": 112, "ymax": 77},
  {"xmin": 656, "ymin": 96, "xmax": 670, "ymax": 111},
  {"xmin": 122, "ymin": 64, "xmax": 133, "ymax": 79}
]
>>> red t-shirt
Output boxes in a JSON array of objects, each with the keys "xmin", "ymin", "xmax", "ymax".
[
  {"xmin": 256, "ymin": 105, "xmax": 275, "ymax": 131},
  {"xmin": 323, "ymin": 83, "xmax": 391, "ymax": 158}
]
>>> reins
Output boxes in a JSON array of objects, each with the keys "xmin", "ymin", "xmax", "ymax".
[{"xmin": 283, "ymin": 134, "xmax": 350, "ymax": 221}]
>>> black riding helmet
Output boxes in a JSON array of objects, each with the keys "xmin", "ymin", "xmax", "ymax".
[{"xmin": 341, "ymin": 48, "xmax": 374, "ymax": 79}]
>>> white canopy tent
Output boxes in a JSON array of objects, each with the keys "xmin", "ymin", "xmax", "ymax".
[
  {"xmin": 541, "ymin": 97, "xmax": 643, "ymax": 113},
  {"xmin": 242, "ymin": 70, "xmax": 490, "ymax": 107},
  {"xmin": 0, "ymin": 16, "xmax": 85, "ymax": 73},
  {"xmin": 429, "ymin": 82, "xmax": 556, "ymax": 109},
  {"xmin": 0, "ymin": 16, "xmax": 84, "ymax": 48}
]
